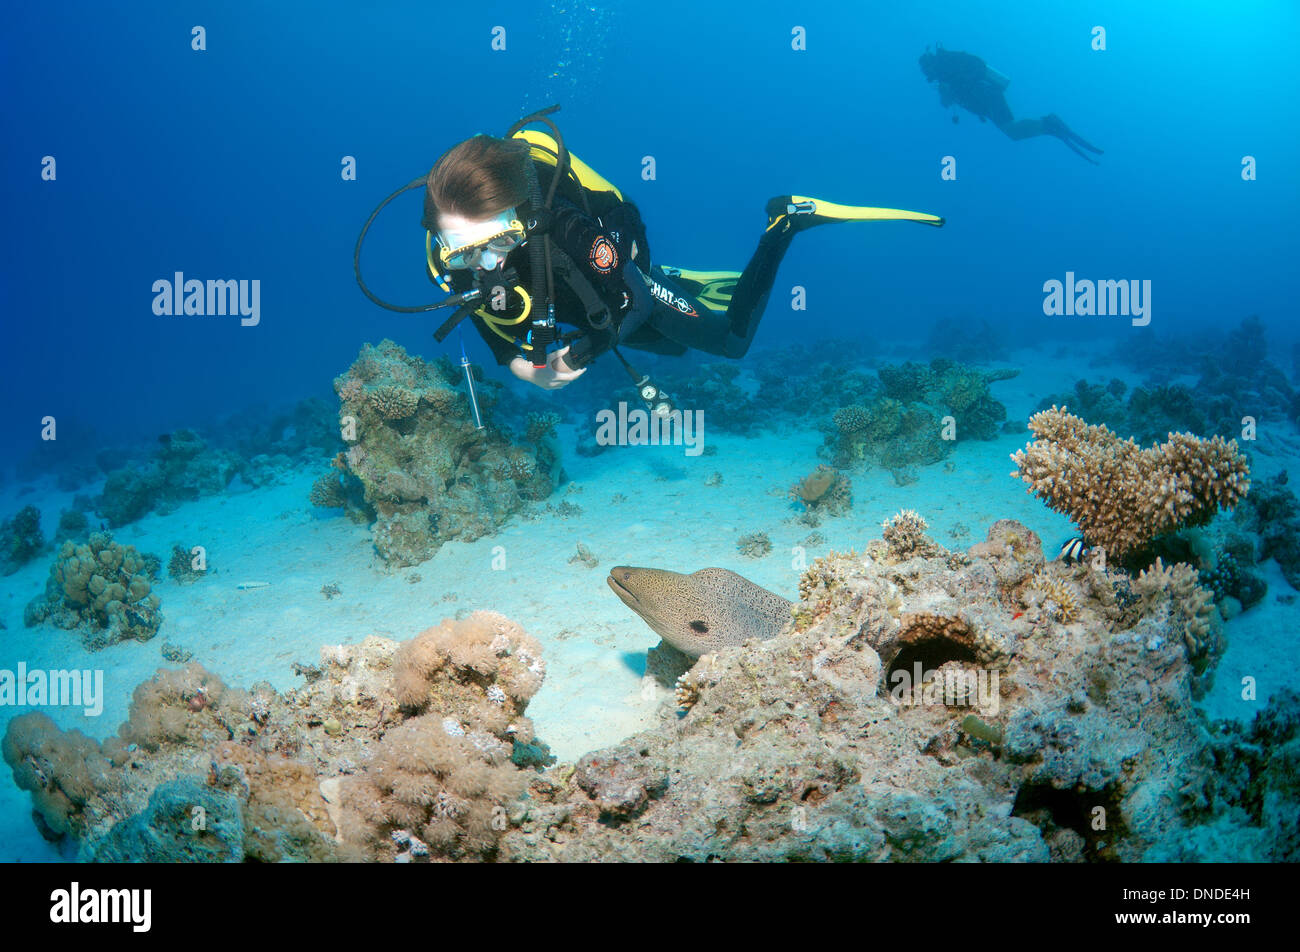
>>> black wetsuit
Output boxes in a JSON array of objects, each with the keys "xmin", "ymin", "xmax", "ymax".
[
  {"xmin": 924, "ymin": 49, "xmax": 1015, "ymax": 127},
  {"xmin": 920, "ymin": 47, "xmax": 1103, "ymax": 163},
  {"xmin": 444, "ymin": 157, "xmax": 795, "ymax": 369}
]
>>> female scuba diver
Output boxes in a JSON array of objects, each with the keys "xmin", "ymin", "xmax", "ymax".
[
  {"xmin": 355, "ymin": 107, "xmax": 944, "ymax": 408},
  {"xmin": 918, "ymin": 45, "xmax": 1103, "ymax": 164}
]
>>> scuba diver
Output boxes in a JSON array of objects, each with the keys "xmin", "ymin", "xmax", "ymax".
[
  {"xmin": 918, "ymin": 45, "xmax": 1103, "ymax": 164},
  {"xmin": 355, "ymin": 106, "xmax": 944, "ymax": 411}
]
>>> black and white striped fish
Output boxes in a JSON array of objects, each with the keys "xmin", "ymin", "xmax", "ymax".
[{"xmin": 1059, "ymin": 537, "xmax": 1091, "ymax": 563}]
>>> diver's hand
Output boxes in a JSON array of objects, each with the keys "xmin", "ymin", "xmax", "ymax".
[{"xmin": 509, "ymin": 346, "xmax": 587, "ymax": 390}]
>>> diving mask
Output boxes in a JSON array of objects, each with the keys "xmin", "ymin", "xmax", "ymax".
[{"xmin": 436, "ymin": 209, "xmax": 527, "ymax": 270}]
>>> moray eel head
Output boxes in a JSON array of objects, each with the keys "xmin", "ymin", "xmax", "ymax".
[{"xmin": 607, "ymin": 565, "xmax": 793, "ymax": 658}]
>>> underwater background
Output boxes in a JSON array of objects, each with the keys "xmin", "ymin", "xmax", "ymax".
[{"xmin": 1, "ymin": 0, "xmax": 1297, "ymax": 862}]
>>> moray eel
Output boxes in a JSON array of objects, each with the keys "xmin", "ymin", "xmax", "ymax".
[{"xmin": 607, "ymin": 566, "xmax": 793, "ymax": 658}]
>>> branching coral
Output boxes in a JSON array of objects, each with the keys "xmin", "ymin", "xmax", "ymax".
[
  {"xmin": 736, "ymin": 532, "xmax": 773, "ymax": 558},
  {"xmin": 1135, "ymin": 558, "xmax": 1223, "ymax": 679},
  {"xmin": 524, "ymin": 411, "xmax": 561, "ymax": 444},
  {"xmin": 1010, "ymin": 406, "xmax": 1250, "ymax": 560},
  {"xmin": 367, "ymin": 384, "xmax": 420, "ymax": 420},
  {"xmin": 881, "ymin": 510, "xmax": 938, "ymax": 559},
  {"xmin": 309, "ymin": 473, "xmax": 347, "ymax": 509},
  {"xmin": 833, "ymin": 406, "xmax": 870, "ymax": 434},
  {"xmin": 167, "ymin": 544, "xmax": 206, "ymax": 584},
  {"xmin": 24, "ymin": 532, "xmax": 163, "ymax": 648},
  {"xmin": 674, "ymin": 654, "xmax": 722, "ymax": 711}
]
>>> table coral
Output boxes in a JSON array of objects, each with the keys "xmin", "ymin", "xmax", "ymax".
[{"xmin": 1011, "ymin": 405, "xmax": 1250, "ymax": 561}]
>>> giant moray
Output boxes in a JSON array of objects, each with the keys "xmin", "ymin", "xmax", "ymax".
[{"xmin": 606, "ymin": 566, "xmax": 793, "ymax": 657}]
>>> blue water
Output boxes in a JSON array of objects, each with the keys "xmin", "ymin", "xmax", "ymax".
[
  {"xmin": 4, "ymin": 0, "xmax": 1296, "ymax": 451},
  {"xmin": 1, "ymin": 0, "xmax": 1298, "ymax": 862}
]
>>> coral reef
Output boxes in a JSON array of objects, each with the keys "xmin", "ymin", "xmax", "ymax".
[
  {"xmin": 24, "ymin": 532, "xmax": 163, "ymax": 649},
  {"xmin": 500, "ymin": 521, "xmax": 1292, "ymax": 862},
  {"xmin": 1037, "ymin": 377, "xmax": 1239, "ymax": 446},
  {"xmin": 1233, "ymin": 472, "xmax": 1300, "ymax": 590},
  {"xmin": 96, "ymin": 430, "xmax": 243, "ymax": 527},
  {"xmin": 1167, "ymin": 689, "xmax": 1300, "ymax": 863},
  {"xmin": 1011, "ymin": 406, "xmax": 1250, "ymax": 561},
  {"xmin": 1, "ymin": 505, "xmax": 44, "ymax": 574},
  {"xmin": 8, "ymin": 521, "xmax": 1295, "ymax": 863},
  {"xmin": 320, "ymin": 340, "xmax": 562, "ymax": 566},
  {"xmin": 54, "ymin": 509, "xmax": 89, "ymax": 543},
  {"xmin": 825, "ymin": 359, "xmax": 1017, "ymax": 480},
  {"xmin": 3, "ymin": 613, "xmax": 550, "ymax": 862},
  {"xmin": 924, "ymin": 316, "xmax": 1007, "ymax": 364}
]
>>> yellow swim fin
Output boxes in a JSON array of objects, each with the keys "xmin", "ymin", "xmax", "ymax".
[{"xmin": 765, "ymin": 195, "xmax": 945, "ymax": 233}]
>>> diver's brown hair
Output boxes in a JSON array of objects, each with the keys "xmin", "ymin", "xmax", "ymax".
[{"xmin": 423, "ymin": 134, "xmax": 531, "ymax": 231}]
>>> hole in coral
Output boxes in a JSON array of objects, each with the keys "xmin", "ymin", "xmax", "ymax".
[
  {"xmin": 1011, "ymin": 781, "xmax": 1128, "ymax": 863},
  {"xmin": 883, "ymin": 638, "xmax": 979, "ymax": 687}
]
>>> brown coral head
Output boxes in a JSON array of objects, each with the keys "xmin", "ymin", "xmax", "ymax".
[{"xmin": 790, "ymin": 465, "xmax": 838, "ymax": 504}]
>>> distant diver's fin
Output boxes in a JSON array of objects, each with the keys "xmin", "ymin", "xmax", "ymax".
[{"xmin": 765, "ymin": 195, "xmax": 945, "ymax": 233}]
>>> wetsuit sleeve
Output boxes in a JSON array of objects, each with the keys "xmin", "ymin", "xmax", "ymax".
[{"xmin": 548, "ymin": 196, "xmax": 637, "ymax": 294}]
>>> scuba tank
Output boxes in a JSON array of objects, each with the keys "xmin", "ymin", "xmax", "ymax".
[{"xmin": 983, "ymin": 65, "xmax": 1010, "ymax": 91}]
